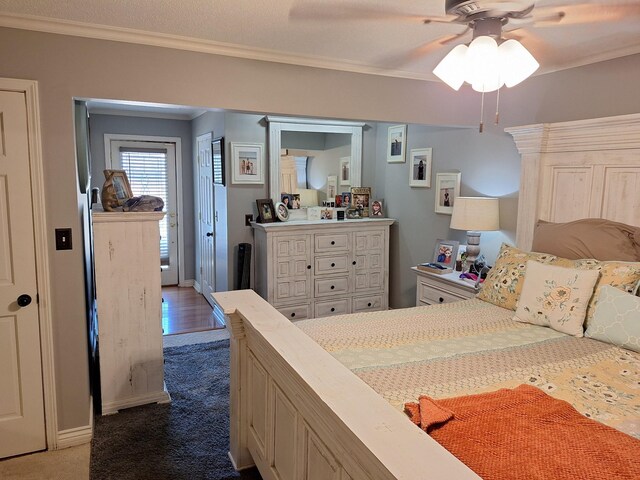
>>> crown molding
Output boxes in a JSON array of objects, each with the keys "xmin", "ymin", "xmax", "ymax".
[{"xmin": 0, "ymin": 12, "xmax": 434, "ymax": 82}]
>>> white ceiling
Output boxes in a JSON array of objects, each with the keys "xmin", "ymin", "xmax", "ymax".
[{"xmin": 1, "ymin": 0, "xmax": 638, "ymax": 82}]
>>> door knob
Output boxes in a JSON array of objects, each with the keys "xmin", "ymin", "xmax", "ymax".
[
  {"xmin": 17, "ymin": 294, "xmax": 32, "ymax": 307},
  {"xmin": 206, "ymin": 232, "xmax": 213, "ymax": 237}
]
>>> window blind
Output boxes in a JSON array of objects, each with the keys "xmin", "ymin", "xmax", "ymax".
[{"xmin": 119, "ymin": 147, "xmax": 170, "ymax": 264}]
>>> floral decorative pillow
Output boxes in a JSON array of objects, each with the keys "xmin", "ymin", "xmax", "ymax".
[
  {"xmin": 585, "ymin": 285, "xmax": 640, "ymax": 352},
  {"xmin": 513, "ymin": 261, "xmax": 600, "ymax": 337},
  {"xmin": 476, "ymin": 243, "xmax": 598, "ymax": 311}
]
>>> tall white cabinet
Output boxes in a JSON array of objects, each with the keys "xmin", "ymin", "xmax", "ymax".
[
  {"xmin": 252, "ymin": 219, "xmax": 394, "ymax": 320},
  {"xmin": 92, "ymin": 209, "xmax": 170, "ymax": 414}
]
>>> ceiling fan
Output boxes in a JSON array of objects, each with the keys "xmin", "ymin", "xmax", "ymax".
[
  {"xmin": 290, "ymin": 0, "xmax": 639, "ymax": 130},
  {"xmin": 289, "ymin": 0, "xmax": 640, "ymax": 79}
]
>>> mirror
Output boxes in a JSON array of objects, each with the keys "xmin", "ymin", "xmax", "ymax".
[{"xmin": 266, "ymin": 116, "xmax": 364, "ymax": 207}]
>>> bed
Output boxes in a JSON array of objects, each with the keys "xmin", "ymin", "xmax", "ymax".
[{"xmin": 213, "ymin": 113, "xmax": 640, "ymax": 480}]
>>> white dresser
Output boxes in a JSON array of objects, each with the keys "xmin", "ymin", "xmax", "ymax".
[
  {"xmin": 252, "ymin": 218, "xmax": 395, "ymax": 320},
  {"xmin": 92, "ymin": 209, "xmax": 171, "ymax": 414}
]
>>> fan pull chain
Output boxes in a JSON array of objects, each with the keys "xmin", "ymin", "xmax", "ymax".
[
  {"xmin": 495, "ymin": 86, "xmax": 501, "ymax": 125},
  {"xmin": 479, "ymin": 89, "xmax": 485, "ymax": 133}
]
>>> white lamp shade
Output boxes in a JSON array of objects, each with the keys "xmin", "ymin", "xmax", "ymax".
[
  {"xmin": 499, "ymin": 39, "xmax": 539, "ymax": 88},
  {"xmin": 450, "ymin": 197, "xmax": 500, "ymax": 231},
  {"xmin": 433, "ymin": 44, "xmax": 468, "ymax": 91},
  {"xmin": 466, "ymin": 36, "xmax": 504, "ymax": 93}
]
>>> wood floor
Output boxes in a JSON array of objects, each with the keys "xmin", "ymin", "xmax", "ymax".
[{"xmin": 161, "ymin": 286, "xmax": 225, "ymax": 336}]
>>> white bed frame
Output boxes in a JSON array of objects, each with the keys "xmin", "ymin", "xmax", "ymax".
[{"xmin": 214, "ymin": 112, "xmax": 640, "ymax": 480}]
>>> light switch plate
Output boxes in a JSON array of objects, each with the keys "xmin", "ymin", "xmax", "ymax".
[{"xmin": 55, "ymin": 228, "xmax": 72, "ymax": 250}]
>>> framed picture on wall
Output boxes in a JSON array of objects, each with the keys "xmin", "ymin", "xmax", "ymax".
[
  {"xmin": 409, "ymin": 148, "xmax": 432, "ymax": 188},
  {"xmin": 212, "ymin": 136, "xmax": 225, "ymax": 186},
  {"xmin": 387, "ymin": 125, "xmax": 406, "ymax": 163},
  {"xmin": 434, "ymin": 172, "xmax": 461, "ymax": 215},
  {"xmin": 231, "ymin": 142, "xmax": 264, "ymax": 184}
]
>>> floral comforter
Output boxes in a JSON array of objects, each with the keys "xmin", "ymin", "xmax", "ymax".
[{"xmin": 296, "ymin": 299, "xmax": 640, "ymax": 438}]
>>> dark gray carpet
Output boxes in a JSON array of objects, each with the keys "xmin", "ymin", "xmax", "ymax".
[{"xmin": 90, "ymin": 340, "xmax": 262, "ymax": 479}]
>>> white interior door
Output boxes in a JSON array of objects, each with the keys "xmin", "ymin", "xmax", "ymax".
[
  {"xmin": 108, "ymin": 139, "xmax": 179, "ymax": 285},
  {"xmin": 197, "ymin": 133, "xmax": 215, "ymax": 306},
  {"xmin": 0, "ymin": 90, "xmax": 46, "ymax": 458}
]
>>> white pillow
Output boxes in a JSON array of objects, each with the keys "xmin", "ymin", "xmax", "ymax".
[
  {"xmin": 513, "ymin": 260, "xmax": 600, "ymax": 337},
  {"xmin": 584, "ymin": 285, "xmax": 640, "ymax": 352}
]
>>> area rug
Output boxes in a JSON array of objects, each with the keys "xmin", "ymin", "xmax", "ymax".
[{"xmin": 90, "ymin": 340, "xmax": 261, "ymax": 480}]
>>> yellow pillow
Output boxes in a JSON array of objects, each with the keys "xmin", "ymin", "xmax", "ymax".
[
  {"xmin": 476, "ymin": 243, "xmax": 599, "ymax": 311},
  {"xmin": 477, "ymin": 244, "xmax": 640, "ymax": 316}
]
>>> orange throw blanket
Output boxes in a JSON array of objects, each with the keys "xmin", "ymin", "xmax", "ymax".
[{"xmin": 404, "ymin": 385, "xmax": 640, "ymax": 480}]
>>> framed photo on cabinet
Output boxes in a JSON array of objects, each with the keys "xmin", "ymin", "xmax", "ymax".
[
  {"xmin": 387, "ymin": 125, "xmax": 406, "ymax": 163},
  {"xmin": 409, "ymin": 148, "xmax": 432, "ymax": 188},
  {"xmin": 434, "ymin": 172, "xmax": 461, "ymax": 215},
  {"xmin": 231, "ymin": 142, "xmax": 264, "ymax": 184}
]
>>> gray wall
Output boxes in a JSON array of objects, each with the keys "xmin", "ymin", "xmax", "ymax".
[
  {"xmin": 1, "ymin": 25, "xmax": 638, "ymax": 432},
  {"xmin": 88, "ymin": 114, "xmax": 196, "ymax": 281}
]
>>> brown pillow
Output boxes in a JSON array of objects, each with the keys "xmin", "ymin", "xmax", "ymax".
[{"xmin": 532, "ymin": 219, "xmax": 640, "ymax": 262}]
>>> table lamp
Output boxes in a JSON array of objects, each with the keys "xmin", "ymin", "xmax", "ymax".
[{"xmin": 450, "ymin": 197, "xmax": 500, "ymax": 264}]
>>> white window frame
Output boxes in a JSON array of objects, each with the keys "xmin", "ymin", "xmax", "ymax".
[{"xmin": 104, "ymin": 133, "xmax": 185, "ymax": 285}]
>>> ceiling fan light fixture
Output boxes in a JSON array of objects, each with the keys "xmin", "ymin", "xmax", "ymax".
[
  {"xmin": 433, "ymin": 44, "xmax": 469, "ymax": 90},
  {"xmin": 498, "ymin": 39, "xmax": 539, "ymax": 87}
]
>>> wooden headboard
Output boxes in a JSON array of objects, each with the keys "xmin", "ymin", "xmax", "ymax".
[{"xmin": 506, "ymin": 113, "xmax": 640, "ymax": 250}]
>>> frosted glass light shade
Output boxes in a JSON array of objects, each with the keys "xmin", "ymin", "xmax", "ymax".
[
  {"xmin": 466, "ymin": 36, "xmax": 504, "ymax": 93},
  {"xmin": 450, "ymin": 197, "xmax": 500, "ymax": 231},
  {"xmin": 433, "ymin": 44, "xmax": 468, "ymax": 91},
  {"xmin": 498, "ymin": 39, "xmax": 539, "ymax": 87}
]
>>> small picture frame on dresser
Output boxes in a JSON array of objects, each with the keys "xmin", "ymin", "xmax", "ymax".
[
  {"xmin": 433, "ymin": 239, "xmax": 459, "ymax": 268},
  {"xmin": 256, "ymin": 198, "xmax": 276, "ymax": 223}
]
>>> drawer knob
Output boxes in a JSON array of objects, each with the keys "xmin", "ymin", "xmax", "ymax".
[
  {"xmin": 439, "ymin": 297, "xmax": 444, "ymax": 303},
  {"xmin": 352, "ymin": 261, "xmax": 356, "ymax": 265},
  {"xmin": 367, "ymin": 302, "xmax": 372, "ymax": 307},
  {"xmin": 331, "ymin": 263, "xmax": 335, "ymax": 267},
  {"xmin": 330, "ymin": 285, "xmax": 335, "ymax": 290},
  {"xmin": 331, "ymin": 307, "xmax": 335, "ymax": 312},
  {"xmin": 291, "ymin": 312, "xmax": 296, "ymax": 318},
  {"xmin": 331, "ymin": 240, "xmax": 335, "ymax": 245},
  {"xmin": 307, "ymin": 265, "xmax": 311, "ymax": 270}
]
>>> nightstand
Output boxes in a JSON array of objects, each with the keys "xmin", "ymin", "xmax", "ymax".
[{"xmin": 411, "ymin": 267, "xmax": 477, "ymax": 306}]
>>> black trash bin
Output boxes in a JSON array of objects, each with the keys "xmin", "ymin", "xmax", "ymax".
[{"xmin": 236, "ymin": 243, "xmax": 251, "ymax": 290}]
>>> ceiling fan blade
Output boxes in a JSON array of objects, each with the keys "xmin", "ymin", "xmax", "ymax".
[
  {"xmin": 374, "ymin": 30, "xmax": 472, "ymax": 70},
  {"xmin": 525, "ymin": 3, "xmax": 640, "ymax": 26},
  {"xmin": 289, "ymin": 1, "xmax": 456, "ymax": 24}
]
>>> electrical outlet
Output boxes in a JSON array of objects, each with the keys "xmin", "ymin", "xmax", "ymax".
[{"xmin": 245, "ymin": 214, "xmax": 253, "ymax": 226}]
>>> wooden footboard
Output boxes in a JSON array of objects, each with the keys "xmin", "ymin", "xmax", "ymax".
[{"xmin": 213, "ymin": 290, "xmax": 479, "ymax": 480}]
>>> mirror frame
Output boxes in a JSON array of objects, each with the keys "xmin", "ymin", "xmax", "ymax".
[{"xmin": 266, "ymin": 116, "xmax": 365, "ymax": 204}]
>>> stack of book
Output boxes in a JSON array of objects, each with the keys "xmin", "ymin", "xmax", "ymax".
[{"xmin": 417, "ymin": 262, "xmax": 453, "ymax": 275}]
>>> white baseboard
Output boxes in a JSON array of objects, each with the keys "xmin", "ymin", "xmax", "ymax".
[
  {"xmin": 193, "ymin": 280, "xmax": 201, "ymax": 293},
  {"xmin": 101, "ymin": 387, "xmax": 171, "ymax": 415},
  {"xmin": 56, "ymin": 424, "xmax": 92, "ymax": 449},
  {"xmin": 55, "ymin": 395, "xmax": 94, "ymax": 449},
  {"xmin": 178, "ymin": 279, "xmax": 195, "ymax": 288}
]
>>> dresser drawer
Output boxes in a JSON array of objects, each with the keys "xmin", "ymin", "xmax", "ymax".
[
  {"xmin": 353, "ymin": 294, "xmax": 383, "ymax": 312},
  {"xmin": 314, "ymin": 298, "xmax": 350, "ymax": 317},
  {"xmin": 315, "ymin": 233, "xmax": 351, "ymax": 253},
  {"xmin": 418, "ymin": 280, "xmax": 473, "ymax": 305},
  {"xmin": 275, "ymin": 278, "xmax": 311, "ymax": 303},
  {"xmin": 278, "ymin": 304, "xmax": 312, "ymax": 322},
  {"xmin": 314, "ymin": 276, "xmax": 350, "ymax": 297},
  {"xmin": 315, "ymin": 254, "xmax": 349, "ymax": 275}
]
